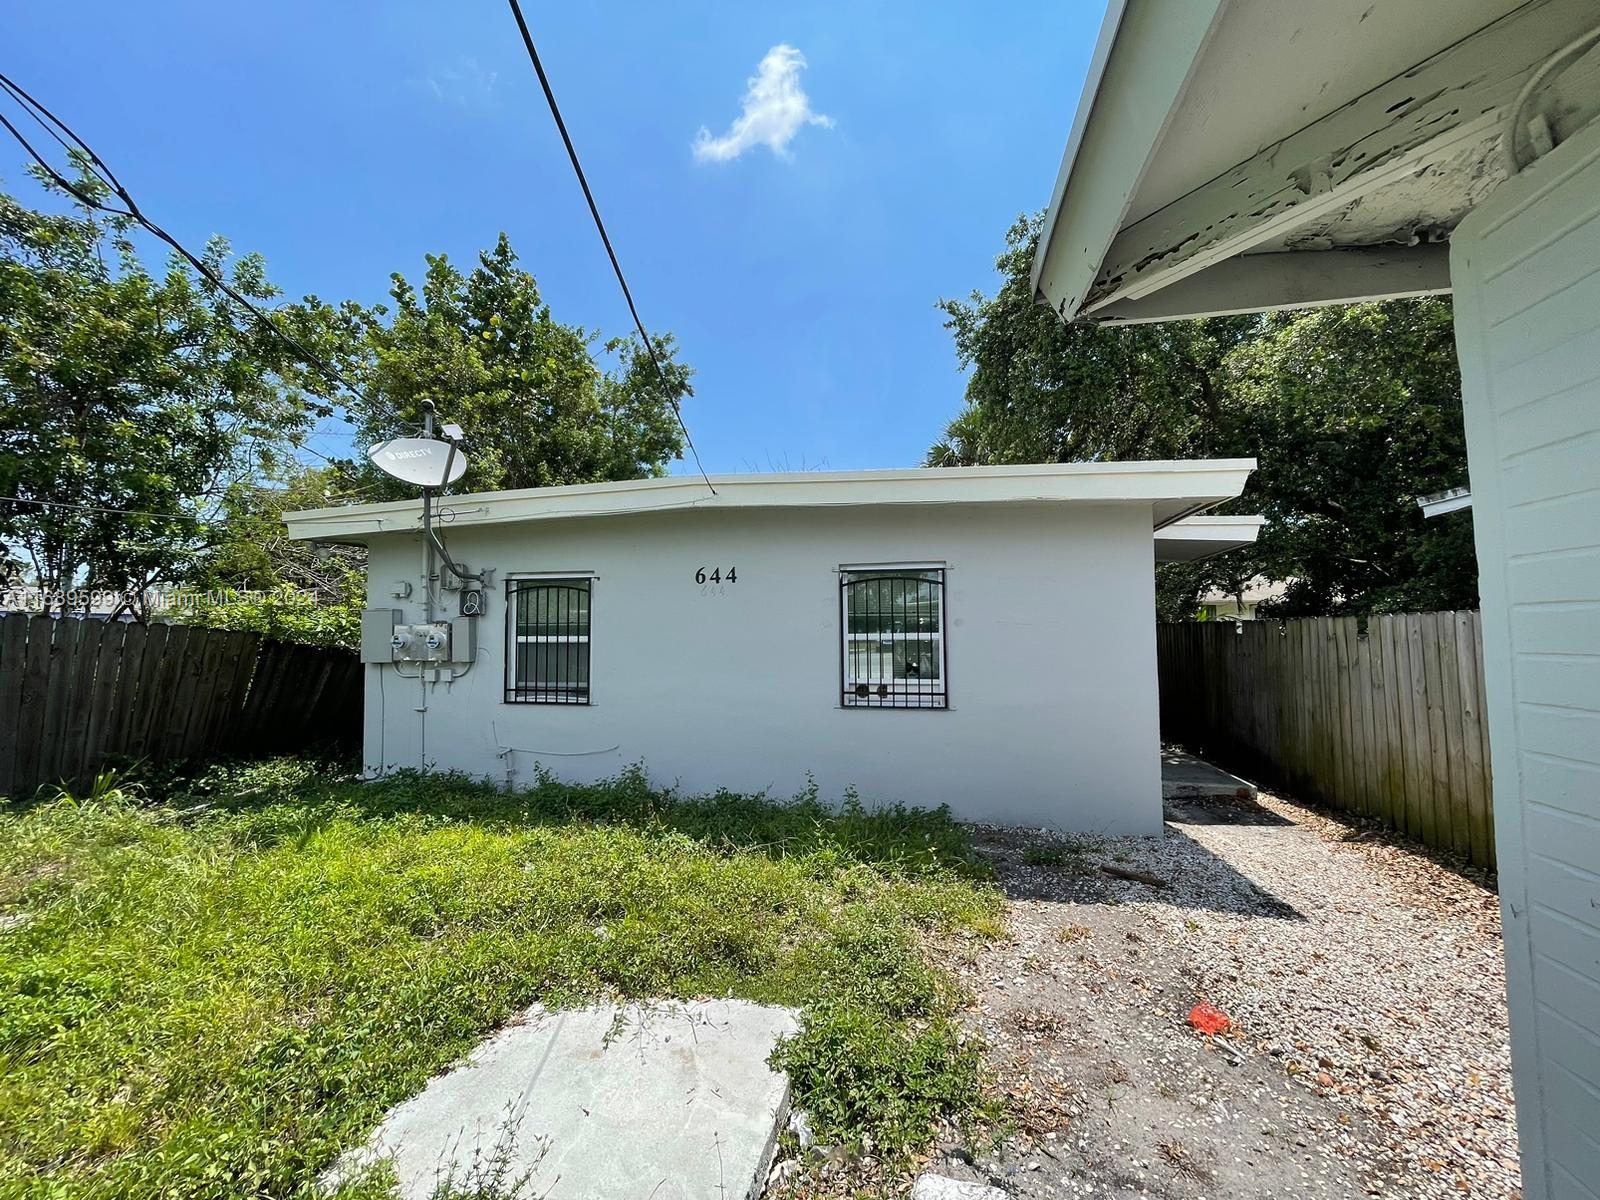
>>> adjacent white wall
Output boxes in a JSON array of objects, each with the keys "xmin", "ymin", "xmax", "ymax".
[
  {"xmin": 1451, "ymin": 118, "xmax": 1600, "ymax": 1200},
  {"xmin": 362, "ymin": 501, "xmax": 1163, "ymax": 833}
]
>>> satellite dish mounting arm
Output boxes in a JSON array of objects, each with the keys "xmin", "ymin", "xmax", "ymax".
[
  {"xmin": 419, "ymin": 402, "xmax": 482, "ymax": 586},
  {"xmin": 422, "ymin": 428, "xmax": 476, "ymax": 588}
]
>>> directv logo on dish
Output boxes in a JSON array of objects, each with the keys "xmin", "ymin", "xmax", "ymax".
[{"xmin": 367, "ymin": 437, "xmax": 469, "ymax": 487}]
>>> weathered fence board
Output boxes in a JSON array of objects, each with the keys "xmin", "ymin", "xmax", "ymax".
[
  {"xmin": 1158, "ymin": 611, "xmax": 1494, "ymax": 868},
  {"xmin": 0, "ymin": 615, "xmax": 362, "ymax": 798},
  {"xmin": 0, "ymin": 616, "xmax": 24, "ymax": 794}
]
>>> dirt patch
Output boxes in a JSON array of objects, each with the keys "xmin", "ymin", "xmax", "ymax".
[{"xmin": 936, "ymin": 791, "xmax": 1517, "ymax": 1199}]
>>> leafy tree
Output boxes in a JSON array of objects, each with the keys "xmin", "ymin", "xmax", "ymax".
[
  {"xmin": 934, "ymin": 214, "xmax": 1476, "ymax": 617},
  {"xmin": 1219, "ymin": 302, "xmax": 1474, "ymax": 615},
  {"xmin": 314, "ymin": 234, "xmax": 690, "ymax": 498},
  {"xmin": 189, "ymin": 465, "xmax": 365, "ymax": 600},
  {"xmin": 0, "ymin": 172, "xmax": 318, "ymax": 614},
  {"xmin": 931, "ymin": 216, "xmax": 1256, "ymax": 466},
  {"xmin": 180, "ymin": 465, "xmax": 366, "ymax": 649}
]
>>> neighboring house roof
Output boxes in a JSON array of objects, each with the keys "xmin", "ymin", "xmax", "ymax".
[
  {"xmin": 1031, "ymin": 0, "xmax": 1598, "ymax": 324},
  {"xmin": 1198, "ymin": 575, "xmax": 1290, "ymax": 607},
  {"xmin": 283, "ymin": 460, "xmax": 1257, "ymax": 543}
]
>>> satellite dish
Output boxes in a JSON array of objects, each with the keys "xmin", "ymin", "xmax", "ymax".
[{"xmin": 368, "ymin": 438, "xmax": 469, "ymax": 488}]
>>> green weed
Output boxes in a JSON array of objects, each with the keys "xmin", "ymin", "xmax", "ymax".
[{"xmin": 1020, "ymin": 837, "xmax": 1092, "ymax": 872}]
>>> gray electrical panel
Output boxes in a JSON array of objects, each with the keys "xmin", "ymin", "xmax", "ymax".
[
  {"xmin": 450, "ymin": 616, "xmax": 477, "ymax": 664},
  {"xmin": 360, "ymin": 608, "xmax": 402, "ymax": 663}
]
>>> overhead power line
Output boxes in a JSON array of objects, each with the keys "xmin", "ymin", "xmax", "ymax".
[
  {"xmin": 503, "ymin": 0, "xmax": 717, "ymax": 496},
  {"xmin": 0, "ymin": 71, "xmax": 410, "ymax": 442},
  {"xmin": 0, "ymin": 494, "xmax": 209, "ymax": 524},
  {"xmin": 0, "ymin": 478, "xmax": 386, "ymax": 524}
]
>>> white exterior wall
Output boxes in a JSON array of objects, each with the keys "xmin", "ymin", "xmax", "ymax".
[
  {"xmin": 1451, "ymin": 118, "xmax": 1600, "ymax": 1200},
  {"xmin": 361, "ymin": 501, "xmax": 1163, "ymax": 834}
]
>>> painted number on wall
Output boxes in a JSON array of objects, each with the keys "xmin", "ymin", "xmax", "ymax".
[{"xmin": 694, "ymin": 567, "xmax": 738, "ymax": 584}]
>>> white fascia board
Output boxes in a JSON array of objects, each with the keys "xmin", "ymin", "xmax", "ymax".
[
  {"xmin": 1154, "ymin": 515, "xmax": 1265, "ymax": 562},
  {"xmin": 282, "ymin": 460, "xmax": 1257, "ymax": 543},
  {"xmin": 1030, "ymin": 0, "xmax": 1230, "ymax": 321},
  {"xmin": 1028, "ymin": 0, "xmax": 1130, "ymax": 298}
]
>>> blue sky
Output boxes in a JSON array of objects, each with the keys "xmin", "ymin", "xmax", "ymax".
[{"xmin": 4, "ymin": 1, "xmax": 1101, "ymax": 474}]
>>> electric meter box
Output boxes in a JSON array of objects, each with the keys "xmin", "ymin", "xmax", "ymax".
[
  {"xmin": 391, "ymin": 622, "xmax": 453, "ymax": 664},
  {"xmin": 361, "ymin": 610, "xmax": 475, "ymax": 665}
]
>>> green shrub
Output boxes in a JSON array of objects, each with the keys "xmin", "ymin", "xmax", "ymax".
[{"xmin": 180, "ymin": 578, "xmax": 362, "ymax": 650}]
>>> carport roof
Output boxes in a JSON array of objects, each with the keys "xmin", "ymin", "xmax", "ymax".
[{"xmin": 1031, "ymin": 0, "xmax": 1596, "ymax": 324}]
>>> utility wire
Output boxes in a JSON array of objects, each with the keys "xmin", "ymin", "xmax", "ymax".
[
  {"xmin": 503, "ymin": 0, "xmax": 716, "ymax": 496},
  {"xmin": 1, "ymin": 495, "xmax": 209, "ymax": 523},
  {"xmin": 1, "ymin": 483, "xmax": 384, "ymax": 524},
  {"xmin": 0, "ymin": 72, "xmax": 412, "ymax": 443}
]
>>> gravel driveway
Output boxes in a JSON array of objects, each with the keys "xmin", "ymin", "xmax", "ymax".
[{"xmin": 937, "ymin": 789, "xmax": 1517, "ymax": 1200}]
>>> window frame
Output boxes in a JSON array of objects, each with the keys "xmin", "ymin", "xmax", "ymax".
[
  {"xmin": 837, "ymin": 563, "xmax": 949, "ymax": 710},
  {"xmin": 504, "ymin": 573, "xmax": 596, "ymax": 705}
]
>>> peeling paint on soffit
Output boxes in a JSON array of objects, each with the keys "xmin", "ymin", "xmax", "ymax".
[{"xmin": 1079, "ymin": 2, "xmax": 1600, "ymax": 313}]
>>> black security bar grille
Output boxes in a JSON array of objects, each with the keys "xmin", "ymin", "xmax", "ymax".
[
  {"xmin": 506, "ymin": 578, "xmax": 592, "ymax": 704},
  {"xmin": 839, "ymin": 568, "xmax": 947, "ymax": 709}
]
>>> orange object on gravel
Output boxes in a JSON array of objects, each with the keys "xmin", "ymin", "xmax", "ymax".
[{"xmin": 1189, "ymin": 1002, "xmax": 1231, "ymax": 1035}]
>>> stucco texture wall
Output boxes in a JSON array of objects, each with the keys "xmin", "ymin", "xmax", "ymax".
[{"xmin": 362, "ymin": 501, "xmax": 1162, "ymax": 833}]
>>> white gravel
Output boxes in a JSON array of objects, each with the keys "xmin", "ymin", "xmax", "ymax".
[{"xmin": 948, "ymin": 790, "xmax": 1517, "ymax": 1200}]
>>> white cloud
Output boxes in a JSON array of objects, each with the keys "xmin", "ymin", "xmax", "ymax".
[
  {"xmin": 693, "ymin": 44, "xmax": 833, "ymax": 164},
  {"xmin": 416, "ymin": 56, "xmax": 498, "ymax": 108}
]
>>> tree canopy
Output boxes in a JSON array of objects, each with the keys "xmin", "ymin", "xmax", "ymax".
[
  {"xmin": 172, "ymin": 463, "xmax": 364, "ymax": 648},
  {"xmin": 933, "ymin": 215, "xmax": 1476, "ymax": 618},
  {"xmin": 0, "ymin": 172, "xmax": 318, "ymax": 612},
  {"xmin": 1, "ymin": 172, "xmax": 694, "ymax": 634},
  {"xmin": 312, "ymin": 233, "xmax": 690, "ymax": 500}
]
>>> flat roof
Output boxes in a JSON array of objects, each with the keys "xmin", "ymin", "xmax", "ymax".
[{"xmin": 283, "ymin": 460, "xmax": 1256, "ymax": 543}]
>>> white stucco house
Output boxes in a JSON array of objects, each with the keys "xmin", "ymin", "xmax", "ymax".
[
  {"xmin": 1030, "ymin": 2, "xmax": 1599, "ymax": 1194},
  {"xmin": 285, "ymin": 461, "xmax": 1257, "ymax": 833}
]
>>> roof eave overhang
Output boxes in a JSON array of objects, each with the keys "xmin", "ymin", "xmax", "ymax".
[
  {"xmin": 1154, "ymin": 514, "xmax": 1265, "ymax": 562},
  {"xmin": 282, "ymin": 461, "xmax": 1257, "ymax": 543}
]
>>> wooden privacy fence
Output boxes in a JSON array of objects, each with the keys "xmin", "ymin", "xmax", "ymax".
[
  {"xmin": 1157, "ymin": 612, "xmax": 1494, "ymax": 868},
  {"xmin": 0, "ymin": 615, "xmax": 362, "ymax": 798}
]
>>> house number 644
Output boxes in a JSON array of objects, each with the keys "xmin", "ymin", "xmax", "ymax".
[{"xmin": 694, "ymin": 566, "xmax": 737, "ymax": 584}]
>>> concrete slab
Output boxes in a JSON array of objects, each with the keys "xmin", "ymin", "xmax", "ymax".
[
  {"xmin": 1160, "ymin": 748, "xmax": 1258, "ymax": 803},
  {"xmin": 911, "ymin": 1175, "xmax": 1010, "ymax": 1200},
  {"xmin": 329, "ymin": 1000, "xmax": 799, "ymax": 1200}
]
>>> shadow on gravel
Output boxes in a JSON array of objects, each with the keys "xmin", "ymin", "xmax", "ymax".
[
  {"xmin": 1167, "ymin": 795, "xmax": 1294, "ymax": 827},
  {"xmin": 970, "ymin": 822, "xmax": 1306, "ymax": 921}
]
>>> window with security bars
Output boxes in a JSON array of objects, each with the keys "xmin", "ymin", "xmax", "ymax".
[
  {"xmin": 506, "ymin": 578, "xmax": 591, "ymax": 704},
  {"xmin": 839, "ymin": 567, "xmax": 947, "ymax": 708}
]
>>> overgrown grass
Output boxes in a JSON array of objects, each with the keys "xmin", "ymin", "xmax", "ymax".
[{"xmin": 0, "ymin": 761, "xmax": 1002, "ymax": 1199}]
